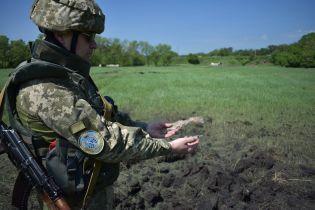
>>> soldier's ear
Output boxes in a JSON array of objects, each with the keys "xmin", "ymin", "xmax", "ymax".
[
  {"xmin": 53, "ymin": 32, "xmax": 72, "ymax": 50},
  {"xmin": 54, "ymin": 32, "xmax": 65, "ymax": 44}
]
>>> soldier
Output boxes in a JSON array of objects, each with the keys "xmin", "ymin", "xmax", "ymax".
[{"xmin": 6, "ymin": 0, "xmax": 200, "ymax": 209}]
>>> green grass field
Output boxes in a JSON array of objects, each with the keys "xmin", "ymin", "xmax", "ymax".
[
  {"xmin": 90, "ymin": 66, "xmax": 315, "ymax": 125},
  {"xmin": 1, "ymin": 65, "xmax": 314, "ymax": 163},
  {"xmin": 1, "ymin": 65, "xmax": 314, "ymax": 125}
]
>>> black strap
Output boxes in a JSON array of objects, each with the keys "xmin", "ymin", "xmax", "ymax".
[
  {"xmin": 42, "ymin": 29, "xmax": 68, "ymax": 51},
  {"xmin": 40, "ymin": 27, "xmax": 79, "ymax": 55},
  {"xmin": 70, "ymin": 32, "xmax": 79, "ymax": 54}
]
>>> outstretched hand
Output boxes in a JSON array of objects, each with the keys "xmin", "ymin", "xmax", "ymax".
[
  {"xmin": 147, "ymin": 120, "xmax": 201, "ymax": 154},
  {"xmin": 147, "ymin": 122, "xmax": 180, "ymax": 138},
  {"xmin": 169, "ymin": 136, "xmax": 200, "ymax": 154}
]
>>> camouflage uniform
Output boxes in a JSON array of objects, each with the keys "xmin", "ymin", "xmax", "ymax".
[
  {"xmin": 15, "ymin": 42, "xmax": 172, "ymax": 162},
  {"xmin": 7, "ymin": 0, "xmax": 172, "ymax": 209},
  {"xmin": 11, "ymin": 39, "xmax": 171, "ymax": 209}
]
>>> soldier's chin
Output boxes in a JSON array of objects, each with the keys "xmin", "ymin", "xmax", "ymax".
[{"xmin": 84, "ymin": 54, "xmax": 92, "ymax": 62}]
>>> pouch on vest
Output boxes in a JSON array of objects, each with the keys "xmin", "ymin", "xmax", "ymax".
[
  {"xmin": 96, "ymin": 162, "xmax": 120, "ymax": 187},
  {"xmin": 45, "ymin": 138, "xmax": 87, "ymax": 196}
]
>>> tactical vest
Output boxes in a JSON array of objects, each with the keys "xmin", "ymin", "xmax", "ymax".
[{"xmin": 4, "ymin": 40, "xmax": 119, "ymax": 200}]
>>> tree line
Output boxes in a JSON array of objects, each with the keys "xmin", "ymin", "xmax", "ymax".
[
  {"xmin": 186, "ymin": 32, "xmax": 315, "ymax": 68},
  {"xmin": 91, "ymin": 36, "xmax": 178, "ymax": 66},
  {"xmin": 0, "ymin": 34, "xmax": 178, "ymax": 68},
  {"xmin": 271, "ymin": 33, "xmax": 315, "ymax": 68},
  {"xmin": 0, "ymin": 32, "xmax": 314, "ymax": 68}
]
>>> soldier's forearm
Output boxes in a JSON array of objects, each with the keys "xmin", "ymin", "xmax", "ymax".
[
  {"xmin": 96, "ymin": 123, "xmax": 171, "ymax": 162},
  {"xmin": 113, "ymin": 111, "xmax": 148, "ymax": 130}
]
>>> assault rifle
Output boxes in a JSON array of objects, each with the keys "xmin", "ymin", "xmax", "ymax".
[{"xmin": 0, "ymin": 121, "xmax": 70, "ymax": 210}]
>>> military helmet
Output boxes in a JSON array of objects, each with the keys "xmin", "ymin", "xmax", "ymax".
[{"xmin": 30, "ymin": 0, "xmax": 105, "ymax": 34}]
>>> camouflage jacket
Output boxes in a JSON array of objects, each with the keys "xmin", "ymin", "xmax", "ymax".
[{"xmin": 14, "ymin": 40, "xmax": 172, "ymax": 163}]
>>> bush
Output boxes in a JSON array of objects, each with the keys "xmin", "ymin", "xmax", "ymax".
[{"xmin": 187, "ymin": 54, "xmax": 200, "ymax": 64}]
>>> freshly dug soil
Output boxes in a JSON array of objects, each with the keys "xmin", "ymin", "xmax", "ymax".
[
  {"xmin": 0, "ymin": 117, "xmax": 314, "ymax": 210},
  {"xmin": 113, "ymin": 117, "xmax": 315, "ymax": 209},
  {"xmin": 114, "ymin": 151, "xmax": 314, "ymax": 210}
]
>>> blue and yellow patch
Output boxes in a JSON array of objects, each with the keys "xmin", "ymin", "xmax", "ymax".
[{"xmin": 78, "ymin": 130, "xmax": 104, "ymax": 155}]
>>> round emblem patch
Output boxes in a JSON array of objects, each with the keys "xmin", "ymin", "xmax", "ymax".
[{"xmin": 78, "ymin": 130, "xmax": 104, "ymax": 155}]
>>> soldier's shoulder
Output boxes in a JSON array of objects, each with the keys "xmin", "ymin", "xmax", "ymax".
[
  {"xmin": 16, "ymin": 78, "xmax": 83, "ymax": 112},
  {"xmin": 18, "ymin": 78, "xmax": 80, "ymax": 97}
]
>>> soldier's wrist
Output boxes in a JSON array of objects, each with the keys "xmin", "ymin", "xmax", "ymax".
[{"xmin": 159, "ymin": 139, "xmax": 173, "ymax": 155}]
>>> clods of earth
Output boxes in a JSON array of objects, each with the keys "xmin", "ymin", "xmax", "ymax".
[{"xmin": 1, "ymin": 117, "xmax": 314, "ymax": 209}]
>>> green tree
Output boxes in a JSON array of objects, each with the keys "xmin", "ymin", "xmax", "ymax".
[
  {"xmin": 95, "ymin": 36, "xmax": 112, "ymax": 66},
  {"xmin": 126, "ymin": 41, "xmax": 145, "ymax": 66},
  {"xmin": 150, "ymin": 50, "xmax": 161, "ymax": 66},
  {"xmin": 0, "ymin": 35, "xmax": 10, "ymax": 68},
  {"xmin": 209, "ymin": 47, "xmax": 233, "ymax": 56},
  {"xmin": 8, "ymin": 39, "xmax": 30, "ymax": 67},
  {"xmin": 271, "ymin": 33, "xmax": 315, "ymax": 68},
  {"xmin": 91, "ymin": 48, "xmax": 102, "ymax": 66},
  {"xmin": 154, "ymin": 44, "xmax": 177, "ymax": 66},
  {"xmin": 138, "ymin": 41, "xmax": 154, "ymax": 65},
  {"xmin": 298, "ymin": 33, "xmax": 315, "ymax": 68}
]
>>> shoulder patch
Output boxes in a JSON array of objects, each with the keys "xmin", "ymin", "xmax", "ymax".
[
  {"xmin": 78, "ymin": 130, "xmax": 104, "ymax": 155},
  {"xmin": 70, "ymin": 120, "xmax": 86, "ymax": 134}
]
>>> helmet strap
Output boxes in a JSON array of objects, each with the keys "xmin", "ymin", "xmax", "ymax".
[
  {"xmin": 41, "ymin": 27, "xmax": 67, "ymax": 51},
  {"xmin": 70, "ymin": 32, "xmax": 79, "ymax": 54},
  {"xmin": 39, "ymin": 27, "xmax": 79, "ymax": 55}
]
